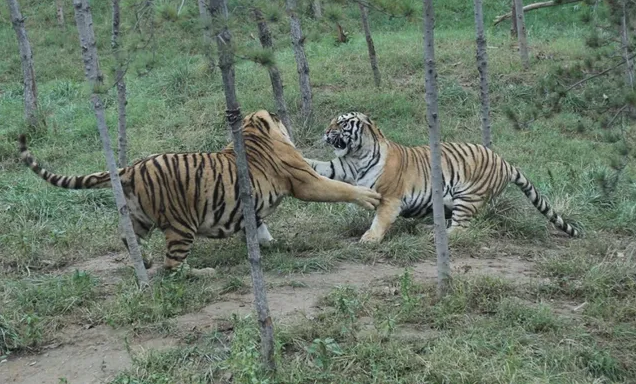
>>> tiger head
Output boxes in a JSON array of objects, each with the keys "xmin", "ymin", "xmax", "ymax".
[
  {"xmin": 323, "ymin": 112, "xmax": 382, "ymax": 157},
  {"xmin": 244, "ymin": 110, "xmax": 295, "ymax": 148}
]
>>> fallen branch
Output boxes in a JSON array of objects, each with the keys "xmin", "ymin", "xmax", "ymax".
[
  {"xmin": 564, "ymin": 51, "xmax": 636, "ymax": 92},
  {"xmin": 493, "ymin": 0, "xmax": 581, "ymax": 25},
  {"xmin": 606, "ymin": 104, "xmax": 629, "ymax": 129}
]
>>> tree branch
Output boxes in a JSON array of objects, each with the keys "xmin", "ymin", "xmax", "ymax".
[
  {"xmin": 493, "ymin": 0, "xmax": 582, "ymax": 25},
  {"xmin": 606, "ymin": 104, "xmax": 629, "ymax": 128}
]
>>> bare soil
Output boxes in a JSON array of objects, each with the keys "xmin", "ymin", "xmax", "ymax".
[{"xmin": 0, "ymin": 244, "xmax": 547, "ymax": 384}]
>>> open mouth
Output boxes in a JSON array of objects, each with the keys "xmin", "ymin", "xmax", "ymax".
[
  {"xmin": 333, "ymin": 138, "xmax": 347, "ymax": 150},
  {"xmin": 324, "ymin": 133, "xmax": 347, "ymax": 150}
]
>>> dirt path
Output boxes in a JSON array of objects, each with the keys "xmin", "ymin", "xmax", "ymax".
[{"xmin": 0, "ymin": 251, "xmax": 539, "ymax": 384}]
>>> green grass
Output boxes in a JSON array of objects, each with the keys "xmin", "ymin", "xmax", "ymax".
[
  {"xmin": 0, "ymin": 270, "xmax": 97, "ymax": 353},
  {"xmin": 1, "ymin": 0, "xmax": 635, "ymax": 381}
]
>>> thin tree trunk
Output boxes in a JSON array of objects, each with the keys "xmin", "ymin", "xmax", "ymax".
[
  {"xmin": 56, "ymin": 0, "xmax": 64, "ymax": 27},
  {"xmin": 209, "ymin": 0, "xmax": 228, "ymax": 18},
  {"xmin": 7, "ymin": 0, "xmax": 43, "ymax": 130},
  {"xmin": 212, "ymin": 0, "xmax": 275, "ymax": 371},
  {"xmin": 620, "ymin": 0, "xmax": 634, "ymax": 117},
  {"xmin": 198, "ymin": 0, "xmax": 215, "ymax": 71},
  {"xmin": 423, "ymin": 0, "xmax": 451, "ymax": 299},
  {"xmin": 358, "ymin": 2, "xmax": 381, "ymax": 88},
  {"xmin": 286, "ymin": 0, "xmax": 313, "ymax": 123},
  {"xmin": 513, "ymin": 0, "xmax": 530, "ymax": 69},
  {"xmin": 473, "ymin": 0, "xmax": 491, "ymax": 148},
  {"xmin": 73, "ymin": 0, "xmax": 149, "ymax": 287},
  {"xmin": 620, "ymin": 0, "xmax": 634, "ymax": 90},
  {"xmin": 254, "ymin": 8, "xmax": 294, "ymax": 142},
  {"xmin": 311, "ymin": 0, "xmax": 322, "ymax": 19},
  {"xmin": 112, "ymin": 0, "xmax": 127, "ymax": 167},
  {"xmin": 510, "ymin": 0, "xmax": 518, "ymax": 38}
]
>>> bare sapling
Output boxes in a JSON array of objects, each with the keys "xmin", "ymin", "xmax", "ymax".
[
  {"xmin": 73, "ymin": 0, "xmax": 149, "ymax": 287},
  {"xmin": 423, "ymin": 0, "xmax": 451, "ymax": 298},
  {"xmin": 212, "ymin": 0, "xmax": 276, "ymax": 371}
]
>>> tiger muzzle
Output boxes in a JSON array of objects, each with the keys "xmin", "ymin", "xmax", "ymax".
[{"xmin": 324, "ymin": 132, "xmax": 347, "ymax": 150}]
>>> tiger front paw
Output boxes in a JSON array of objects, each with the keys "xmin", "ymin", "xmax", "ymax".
[
  {"xmin": 360, "ymin": 230, "xmax": 383, "ymax": 244},
  {"xmin": 353, "ymin": 186, "xmax": 382, "ymax": 210}
]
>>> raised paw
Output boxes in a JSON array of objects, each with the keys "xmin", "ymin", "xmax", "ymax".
[{"xmin": 354, "ymin": 186, "xmax": 382, "ymax": 210}]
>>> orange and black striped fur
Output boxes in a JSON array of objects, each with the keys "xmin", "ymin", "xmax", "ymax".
[
  {"xmin": 305, "ymin": 112, "xmax": 579, "ymax": 243},
  {"xmin": 19, "ymin": 110, "xmax": 381, "ymax": 273}
]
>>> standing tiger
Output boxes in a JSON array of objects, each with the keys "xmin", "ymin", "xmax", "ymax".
[
  {"xmin": 305, "ymin": 112, "xmax": 579, "ymax": 243},
  {"xmin": 18, "ymin": 110, "xmax": 381, "ymax": 274}
]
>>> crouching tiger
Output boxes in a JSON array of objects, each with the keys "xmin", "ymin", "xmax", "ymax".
[
  {"xmin": 304, "ymin": 112, "xmax": 579, "ymax": 243},
  {"xmin": 19, "ymin": 110, "xmax": 381, "ymax": 274}
]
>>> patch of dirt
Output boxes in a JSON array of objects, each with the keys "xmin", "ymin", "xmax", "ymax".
[
  {"xmin": 174, "ymin": 253, "xmax": 540, "ymax": 329},
  {"xmin": 0, "ymin": 325, "xmax": 178, "ymax": 384},
  {"xmin": 62, "ymin": 253, "xmax": 127, "ymax": 276},
  {"xmin": 1, "ymin": 250, "xmax": 542, "ymax": 384},
  {"xmin": 58, "ymin": 252, "xmax": 131, "ymax": 291}
]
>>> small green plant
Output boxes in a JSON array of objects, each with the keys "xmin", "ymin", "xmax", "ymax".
[
  {"xmin": 20, "ymin": 314, "xmax": 42, "ymax": 347},
  {"xmin": 328, "ymin": 286, "xmax": 364, "ymax": 323},
  {"xmin": 374, "ymin": 313, "xmax": 397, "ymax": 339},
  {"xmin": 306, "ymin": 337, "xmax": 343, "ymax": 371},
  {"xmin": 221, "ymin": 276, "xmax": 246, "ymax": 294},
  {"xmin": 399, "ymin": 268, "xmax": 417, "ymax": 314}
]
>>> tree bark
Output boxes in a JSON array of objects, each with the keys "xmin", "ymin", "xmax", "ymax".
[
  {"xmin": 212, "ymin": 0, "xmax": 275, "ymax": 371},
  {"xmin": 286, "ymin": 0, "xmax": 313, "ymax": 123},
  {"xmin": 358, "ymin": 2, "xmax": 381, "ymax": 88},
  {"xmin": 620, "ymin": 0, "xmax": 634, "ymax": 116},
  {"xmin": 198, "ymin": 0, "xmax": 215, "ymax": 71},
  {"xmin": 112, "ymin": 0, "xmax": 127, "ymax": 167},
  {"xmin": 311, "ymin": 0, "xmax": 322, "ymax": 19},
  {"xmin": 209, "ymin": 0, "xmax": 228, "ymax": 19},
  {"xmin": 510, "ymin": 0, "xmax": 518, "ymax": 38},
  {"xmin": 73, "ymin": 0, "xmax": 149, "ymax": 287},
  {"xmin": 7, "ymin": 0, "xmax": 43, "ymax": 130},
  {"xmin": 473, "ymin": 0, "xmax": 491, "ymax": 148},
  {"xmin": 254, "ymin": 8, "xmax": 294, "ymax": 142},
  {"xmin": 494, "ymin": 0, "xmax": 582, "ymax": 25},
  {"xmin": 56, "ymin": 0, "xmax": 64, "ymax": 27},
  {"xmin": 423, "ymin": 0, "xmax": 451, "ymax": 299},
  {"xmin": 513, "ymin": 0, "xmax": 530, "ymax": 69},
  {"xmin": 620, "ymin": 0, "xmax": 634, "ymax": 90}
]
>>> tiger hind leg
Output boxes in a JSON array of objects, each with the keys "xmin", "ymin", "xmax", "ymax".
[
  {"xmin": 447, "ymin": 195, "xmax": 485, "ymax": 235},
  {"xmin": 120, "ymin": 219, "xmax": 154, "ymax": 269},
  {"xmin": 162, "ymin": 227, "xmax": 216, "ymax": 277}
]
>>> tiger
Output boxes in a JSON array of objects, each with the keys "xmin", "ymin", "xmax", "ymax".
[
  {"xmin": 304, "ymin": 112, "xmax": 579, "ymax": 243},
  {"xmin": 18, "ymin": 110, "xmax": 382, "ymax": 274}
]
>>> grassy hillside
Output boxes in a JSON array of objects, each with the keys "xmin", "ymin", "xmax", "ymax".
[{"xmin": 1, "ymin": 0, "xmax": 635, "ymax": 383}]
